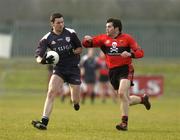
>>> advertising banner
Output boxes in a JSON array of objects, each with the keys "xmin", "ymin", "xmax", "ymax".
[{"xmin": 130, "ymin": 75, "xmax": 164, "ymax": 97}]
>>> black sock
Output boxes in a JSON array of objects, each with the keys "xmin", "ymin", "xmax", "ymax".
[
  {"xmin": 122, "ymin": 116, "xmax": 128, "ymax": 124},
  {"xmin": 41, "ymin": 117, "xmax": 49, "ymax": 126}
]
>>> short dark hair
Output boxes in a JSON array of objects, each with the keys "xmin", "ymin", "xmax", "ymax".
[
  {"xmin": 50, "ymin": 13, "xmax": 63, "ymax": 23},
  {"xmin": 106, "ymin": 18, "xmax": 122, "ymax": 32}
]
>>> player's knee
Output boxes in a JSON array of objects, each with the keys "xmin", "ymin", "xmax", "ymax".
[
  {"xmin": 47, "ymin": 88, "xmax": 58, "ymax": 98},
  {"xmin": 119, "ymin": 92, "xmax": 125, "ymax": 99},
  {"xmin": 119, "ymin": 91, "xmax": 128, "ymax": 100}
]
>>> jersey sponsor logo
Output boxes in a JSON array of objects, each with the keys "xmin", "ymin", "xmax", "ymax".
[
  {"xmin": 57, "ymin": 38, "xmax": 63, "ymax": 41},
  {"xmin": 65, "ymin": 37, "xmax": 70, "ymax": 42},
  {"xmin": 55, "ymin": 44, "xmax": 73, "ymax": 52}
]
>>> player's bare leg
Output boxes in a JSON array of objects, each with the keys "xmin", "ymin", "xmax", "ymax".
[
  {"xmin": 116, "ymin": 79, "xmax": 151, "ymax": 131},
  {"xmin": 129, "ymin": 94, "xmax": 151, "ymax": 110},
  {"xmin": 129, "ymin": 95, "xmax": 141, "ymax": 105},
  {"xmin": 116, "ymin": 79, "xmax": 130, "ymax": 131},
  {"xmin": 43, "ymin": 75, "xmax": 64, "ymax": 117},
  {"xmin": 69, "ymin": 84, "xmax": 80, "ymax": 111},
  {"xmin": 32, "ymin": 75, "xmax": 64, "ymax": 130}
]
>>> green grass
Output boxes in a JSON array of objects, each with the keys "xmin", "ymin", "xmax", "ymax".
[
  {"xmin": 0, "ymin": 58, "xmax": 180, "ymax": 140},
  {"xmin": 0, "ymin": 58, "xmax": 47, "ymax": 92},
  {"xmin": 0, "ymin": 93, "xmax": 180, "ymax": 140}
]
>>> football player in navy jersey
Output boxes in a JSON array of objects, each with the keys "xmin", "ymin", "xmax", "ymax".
[
  {"xmin": 82, "ymin": 18, "xmax": 151, "ymax": 131},
  {"xmin": 32, "ymin": 13, "xmax": 82, "ymax": 130},
  {"xmin": 80, "ymin": 48, "xmax": 99, "ymax": 104}
]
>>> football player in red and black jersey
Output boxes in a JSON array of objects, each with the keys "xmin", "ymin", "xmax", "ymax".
[{"xmin": 82, "ymin": 18, "xmax": 151, "ymax": 131}]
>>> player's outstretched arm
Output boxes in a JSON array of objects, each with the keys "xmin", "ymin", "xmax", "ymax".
[{"xmin": 82, "ymin": 35, "xmax": 93, "ymax": 48}]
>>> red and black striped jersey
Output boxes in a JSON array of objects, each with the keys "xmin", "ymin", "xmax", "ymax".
[{"xmin": 82, "ymin": 33, "xmax": 144, "ymax": 69}]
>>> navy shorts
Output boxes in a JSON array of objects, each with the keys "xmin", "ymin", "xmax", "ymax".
[
  {"xmin": 99, "ymin": 75, "xmax": 109, "ymax": 82},
  {"xmin": 53, "ymin": 66, "xmax": 81, "ymax": 85},
  {"xmin": 84, "ymin": 77, "xmax": 96, "ymax": 84},
  {"xmin": 109, "ymin": 64, "xmax": 134, "ymax": 90}
]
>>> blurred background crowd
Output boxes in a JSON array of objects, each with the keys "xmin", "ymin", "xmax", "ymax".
[{"xmin": 0, "ymin": 0, "xmax": 180, "ymax": 58}]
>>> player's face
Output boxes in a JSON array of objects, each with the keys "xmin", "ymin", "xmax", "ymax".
[
  {"xmin": 106, "ymin": 22, "xmax": 115, "ymax": 37},
  {"xmin": 52, "ymin": 17, "xmax": 64, "ymax": 33}
]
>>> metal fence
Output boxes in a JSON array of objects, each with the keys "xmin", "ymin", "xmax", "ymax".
[{"xmin": 1, "ymin": 20, "xmax": 180, "ymax": 58}]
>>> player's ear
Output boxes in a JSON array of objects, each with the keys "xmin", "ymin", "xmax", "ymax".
[{"xmin": 115, "ymin": 27, "xmax": 119, "ymax": 34}]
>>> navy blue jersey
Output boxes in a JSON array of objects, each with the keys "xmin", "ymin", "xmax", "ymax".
[
  {"xmin": 80, "ymin": 55, "xmax": 99, "ymax": 83},
  {"xmin": 35, "ymin": 27, "xmax": 82, "ymax": 68}
]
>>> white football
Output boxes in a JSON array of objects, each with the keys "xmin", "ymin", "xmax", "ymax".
[{"xmin": 46, "ymin": 51, "xmax": 59, "ymax": 64}]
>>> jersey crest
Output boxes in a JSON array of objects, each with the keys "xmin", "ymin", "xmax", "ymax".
[{"xmin": 65, "ymin": 37, "xmax": 70, "ymax": 42}]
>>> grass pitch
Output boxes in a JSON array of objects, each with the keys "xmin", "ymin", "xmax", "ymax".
[
  {"xmin": 0, "ymin": 93, "xmax": 179, "ymax": 140},
  {"xmin": 0, "ymin": 58, "xmax": 180, "ymax": 140}
]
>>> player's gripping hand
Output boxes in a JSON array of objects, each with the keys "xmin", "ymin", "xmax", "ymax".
[
  {"xmin": 121, "ymin": 51, "xmax": 132, "ymax": 58},
  {"xmin": 69, "ymin": 47, "xmax": 82, "ymax": 55},
  {"xmin": 41, "ymin": 54, "xmax": 55, "ymax": 64},
  {"xmin": 82, "ymin": 35, "xmax": 93, "ymax": 47}
]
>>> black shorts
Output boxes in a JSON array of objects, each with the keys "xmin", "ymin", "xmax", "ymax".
[
  {"xmin": 99, "ymin": 75, "xmax": 109, "ymax": 82},
  {"xmin": 53, "ymin": 66, "xmax": 81, "ymax": 85},
  {"xmin": 109, "ymin": 64, "xmax": 134, "ymax": 90}
]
